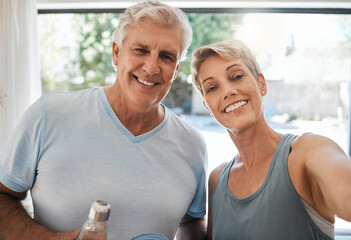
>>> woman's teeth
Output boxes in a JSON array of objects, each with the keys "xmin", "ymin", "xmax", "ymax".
[{"xmin": 225, "ymin": 100, "xmax": 248, "ymax": 113}]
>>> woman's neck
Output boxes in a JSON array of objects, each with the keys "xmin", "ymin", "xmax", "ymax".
[{"xmin": 228, "ymin": 117, "xmax": 282, "ymax": 169}]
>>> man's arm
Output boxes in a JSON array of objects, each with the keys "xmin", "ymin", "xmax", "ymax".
[
  {"xmin": 176, "ymin": 213, "xmax": 206, "ymax": 240},
  {"xmin": 0, "ymin": 182, "xmax": 80, "ymax": 240}
]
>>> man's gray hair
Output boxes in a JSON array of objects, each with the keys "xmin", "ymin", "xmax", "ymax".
[{"xmin": 112, "ymin": 0, "xmax": 192, "ymax": 63}]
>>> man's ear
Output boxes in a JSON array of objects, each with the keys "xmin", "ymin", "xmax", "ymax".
[
  {"xmin": 172, "ymin": 64, "xmax": 180, "ymax": 81},
  {"xmin": 203, "ymin": 101, "xmax": 214, "ymax": 117},
  {"xmin": 112, "ymin": 42, "xmax": 120, "ymax": 67}
]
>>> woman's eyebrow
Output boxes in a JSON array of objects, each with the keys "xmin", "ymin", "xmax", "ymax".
[
  {"xmin": 201, "ymin": 76, "xmax": 214, "ymax": 85},
  {"xmin": 226, "ymin": 63, "xmax": 242, "ymax": 71}
]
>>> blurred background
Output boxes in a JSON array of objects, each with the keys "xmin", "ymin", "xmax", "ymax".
[{"xmin": 1, "ymin": 0, "xmax": 351, "ymax": 235}]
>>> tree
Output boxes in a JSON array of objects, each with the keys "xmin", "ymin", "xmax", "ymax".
[
  {"xmin": 71, "ymin": 13, "xmax": 120, "ymax": 90},
  {"xmin": 163, "ymin": 13, "xmax": 242, "ymax": 112},
  {"xmin": 40, "ymin": 13, "xmax": 120, "ymax": 92}
]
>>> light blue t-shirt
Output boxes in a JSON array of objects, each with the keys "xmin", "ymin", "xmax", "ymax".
[{"xmin": 0, "ymin": 87, "xmax": 207, "ymax": 240}]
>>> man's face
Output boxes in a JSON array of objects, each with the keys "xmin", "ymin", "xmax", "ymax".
[{"xmin": 112, "ymin": 22, "xmax": 182, "ymax": 110}]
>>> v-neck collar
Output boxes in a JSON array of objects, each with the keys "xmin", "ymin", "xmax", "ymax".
[{"xmin": 98, "ymin": 87, "xmax": 169, "ymax": 143}]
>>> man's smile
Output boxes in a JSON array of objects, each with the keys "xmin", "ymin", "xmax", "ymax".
[{"xmin": 134, "ymin": 75, "xmax": 159, "ymax": 86}]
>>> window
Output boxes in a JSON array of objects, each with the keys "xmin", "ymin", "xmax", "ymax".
[
  {"xmin": 39, "ymin": 11, "xmax": 350, "ymax": 154},
  {"xmin": 37, "ymin": 9, "xmax": 351, "ymax": 231}
]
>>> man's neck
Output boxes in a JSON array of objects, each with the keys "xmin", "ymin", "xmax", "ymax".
[{"xmin": 104, "ymin": 86, "xmax": 165, "ymax": 136}]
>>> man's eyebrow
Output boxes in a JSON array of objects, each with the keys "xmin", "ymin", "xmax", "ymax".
[
  {"xmin": 132, "ymin": 43, "xmax": 149, "ymax": 49},
  {"xmin": 131, "ymin": 43, "xmax": 178, "ymax": 59}
]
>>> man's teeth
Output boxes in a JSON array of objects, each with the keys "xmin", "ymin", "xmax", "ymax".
[
  {"xmin": 137, "ymin": 78, "xmax": 156, "ymax": 86},
  {"xmin": 225, "ymin": 100, "xmax": 248, "ymax": 113}
]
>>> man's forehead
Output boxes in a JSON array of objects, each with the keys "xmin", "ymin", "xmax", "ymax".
[{"xmin": 123, "ymin": 24, "xmax": 182, "ymax": 55}]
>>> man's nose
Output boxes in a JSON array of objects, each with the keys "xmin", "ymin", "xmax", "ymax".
[{"xmin": 143, "ymin": 55, "xmax": 160, "ymax": 75}]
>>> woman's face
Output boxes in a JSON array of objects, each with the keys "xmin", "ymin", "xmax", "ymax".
[{"xmin": 199, "ymin": 55, "xmax": 266, "ymax": 132}]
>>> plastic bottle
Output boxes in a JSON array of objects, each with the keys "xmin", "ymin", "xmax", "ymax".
[{"xmin": 77, "ymin": 200, "xmax": 111, "ymax": 240}]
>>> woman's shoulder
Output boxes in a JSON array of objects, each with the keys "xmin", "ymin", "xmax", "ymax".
[
  {"xmin": 208, "ymin": 162, "xmax": 229, "ymax": 196},
  {"xmin": 291, "ymin": 132, "xmax": 342, "ymax": 155},
  {"xmin": 210, "ymin": 162, "xmax": 228, "ymax": 179}
]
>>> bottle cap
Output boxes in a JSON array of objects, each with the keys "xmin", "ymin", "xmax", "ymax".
[{"xmin": 88, "ymin": 200, "xmax": 111, "ymax": 221}]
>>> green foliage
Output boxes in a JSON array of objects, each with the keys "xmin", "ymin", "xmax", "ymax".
[
  {"xmin": 179, "ymin": 13, "xmax": 242, "ymax": 77},
  {"xmin": 71, "ymin": 13, "xmax": 120, "ymax": 90},
  {"xmin": 40, "ymin": 13, "xmax": 120, "ymax": 92},
  {"xmin": 164, "ymin": 13, "xmax": 242, "ymax": 110}
]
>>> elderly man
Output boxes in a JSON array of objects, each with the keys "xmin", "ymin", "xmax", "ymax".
[{"xmin": 0, "ymin": 1, "xmax": 207, "ymax": 239}]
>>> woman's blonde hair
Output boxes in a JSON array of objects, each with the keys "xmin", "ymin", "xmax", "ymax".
[{"xmin": 191, "ymin": 39, "xmax": 260, "ymax": 96}]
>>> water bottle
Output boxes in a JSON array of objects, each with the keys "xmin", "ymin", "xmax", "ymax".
[{"xmin": 77, "ymin": 200, "xmax": 111, "ymax": 240}]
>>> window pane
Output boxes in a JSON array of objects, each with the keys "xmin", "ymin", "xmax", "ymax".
[{"xmin": 39, "ymin": 11, "xmax": 351, "ymax": 230}]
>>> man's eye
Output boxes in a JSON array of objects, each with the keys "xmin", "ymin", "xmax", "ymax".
[
  {"xmin": 134, "ymin": 48, "xmax": 147, "ymax": 54},
  {"xmin": 161, "ymin": 55, "xmax": 174, "ymax": 62}
]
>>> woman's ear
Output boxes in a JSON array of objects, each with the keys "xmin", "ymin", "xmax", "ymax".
[
  {"xmin": 203, "ymin": 101, "xmax": 214, "ymax": 117},
  {"xmin": 258, "ymin": 73, "xmax": 267, "ymax": 96}
]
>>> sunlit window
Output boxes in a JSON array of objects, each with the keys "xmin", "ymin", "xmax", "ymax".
[{"xmin": 38, "ymin": 11, "xmax": 351, "ymax": 231}]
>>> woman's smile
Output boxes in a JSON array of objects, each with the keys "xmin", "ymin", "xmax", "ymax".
[{"xmin": 223, "ymin": 100, "xmax": 248, "ymax": 113}]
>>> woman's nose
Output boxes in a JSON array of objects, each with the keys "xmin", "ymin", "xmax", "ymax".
[{"xmin": 223, "ymin": 84, "xmax": 237, "ymax": 100}]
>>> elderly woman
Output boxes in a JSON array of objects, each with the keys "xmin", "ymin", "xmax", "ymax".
[{"xmin": 191, "ymin": 39, "xmax": 351, "ymax": 240}]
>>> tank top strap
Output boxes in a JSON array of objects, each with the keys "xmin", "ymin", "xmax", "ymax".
[
  {"xmin": 275, "ymin": 133, "xmax": 298, "ymax": 169},
  {"xmin": 218, "ymin": 156, "xmax": 236, "ymax": 182},
  {"xmin": 210, "ymin": 156, "xmax": 236, "ymax": 206}
]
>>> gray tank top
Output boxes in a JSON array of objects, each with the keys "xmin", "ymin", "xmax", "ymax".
[{"xmin": 210, "ymin": 134, "xmax": 334, "ymax": 240}]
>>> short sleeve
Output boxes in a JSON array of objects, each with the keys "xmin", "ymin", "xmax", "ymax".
[
  {"xmin": 0, "ymin": 97, "xmax": 44, "ymax": 192},
  {"xmin": 187, "ymin": 137, "xmax": 208, "ymax": 218}
]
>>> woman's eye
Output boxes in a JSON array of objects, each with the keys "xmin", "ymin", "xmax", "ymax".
[
  {"xmin": 206, "ymin": 86, "xmax": 216, "ymax": 93},
  {"xmin": 232, "ymin": 74, "xmax": 243, "ymax": 81}
]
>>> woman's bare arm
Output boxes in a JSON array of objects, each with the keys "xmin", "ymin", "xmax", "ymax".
[{"xmin": 302, "ymin": 134, "xmax": 351, "ymax": 221}]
